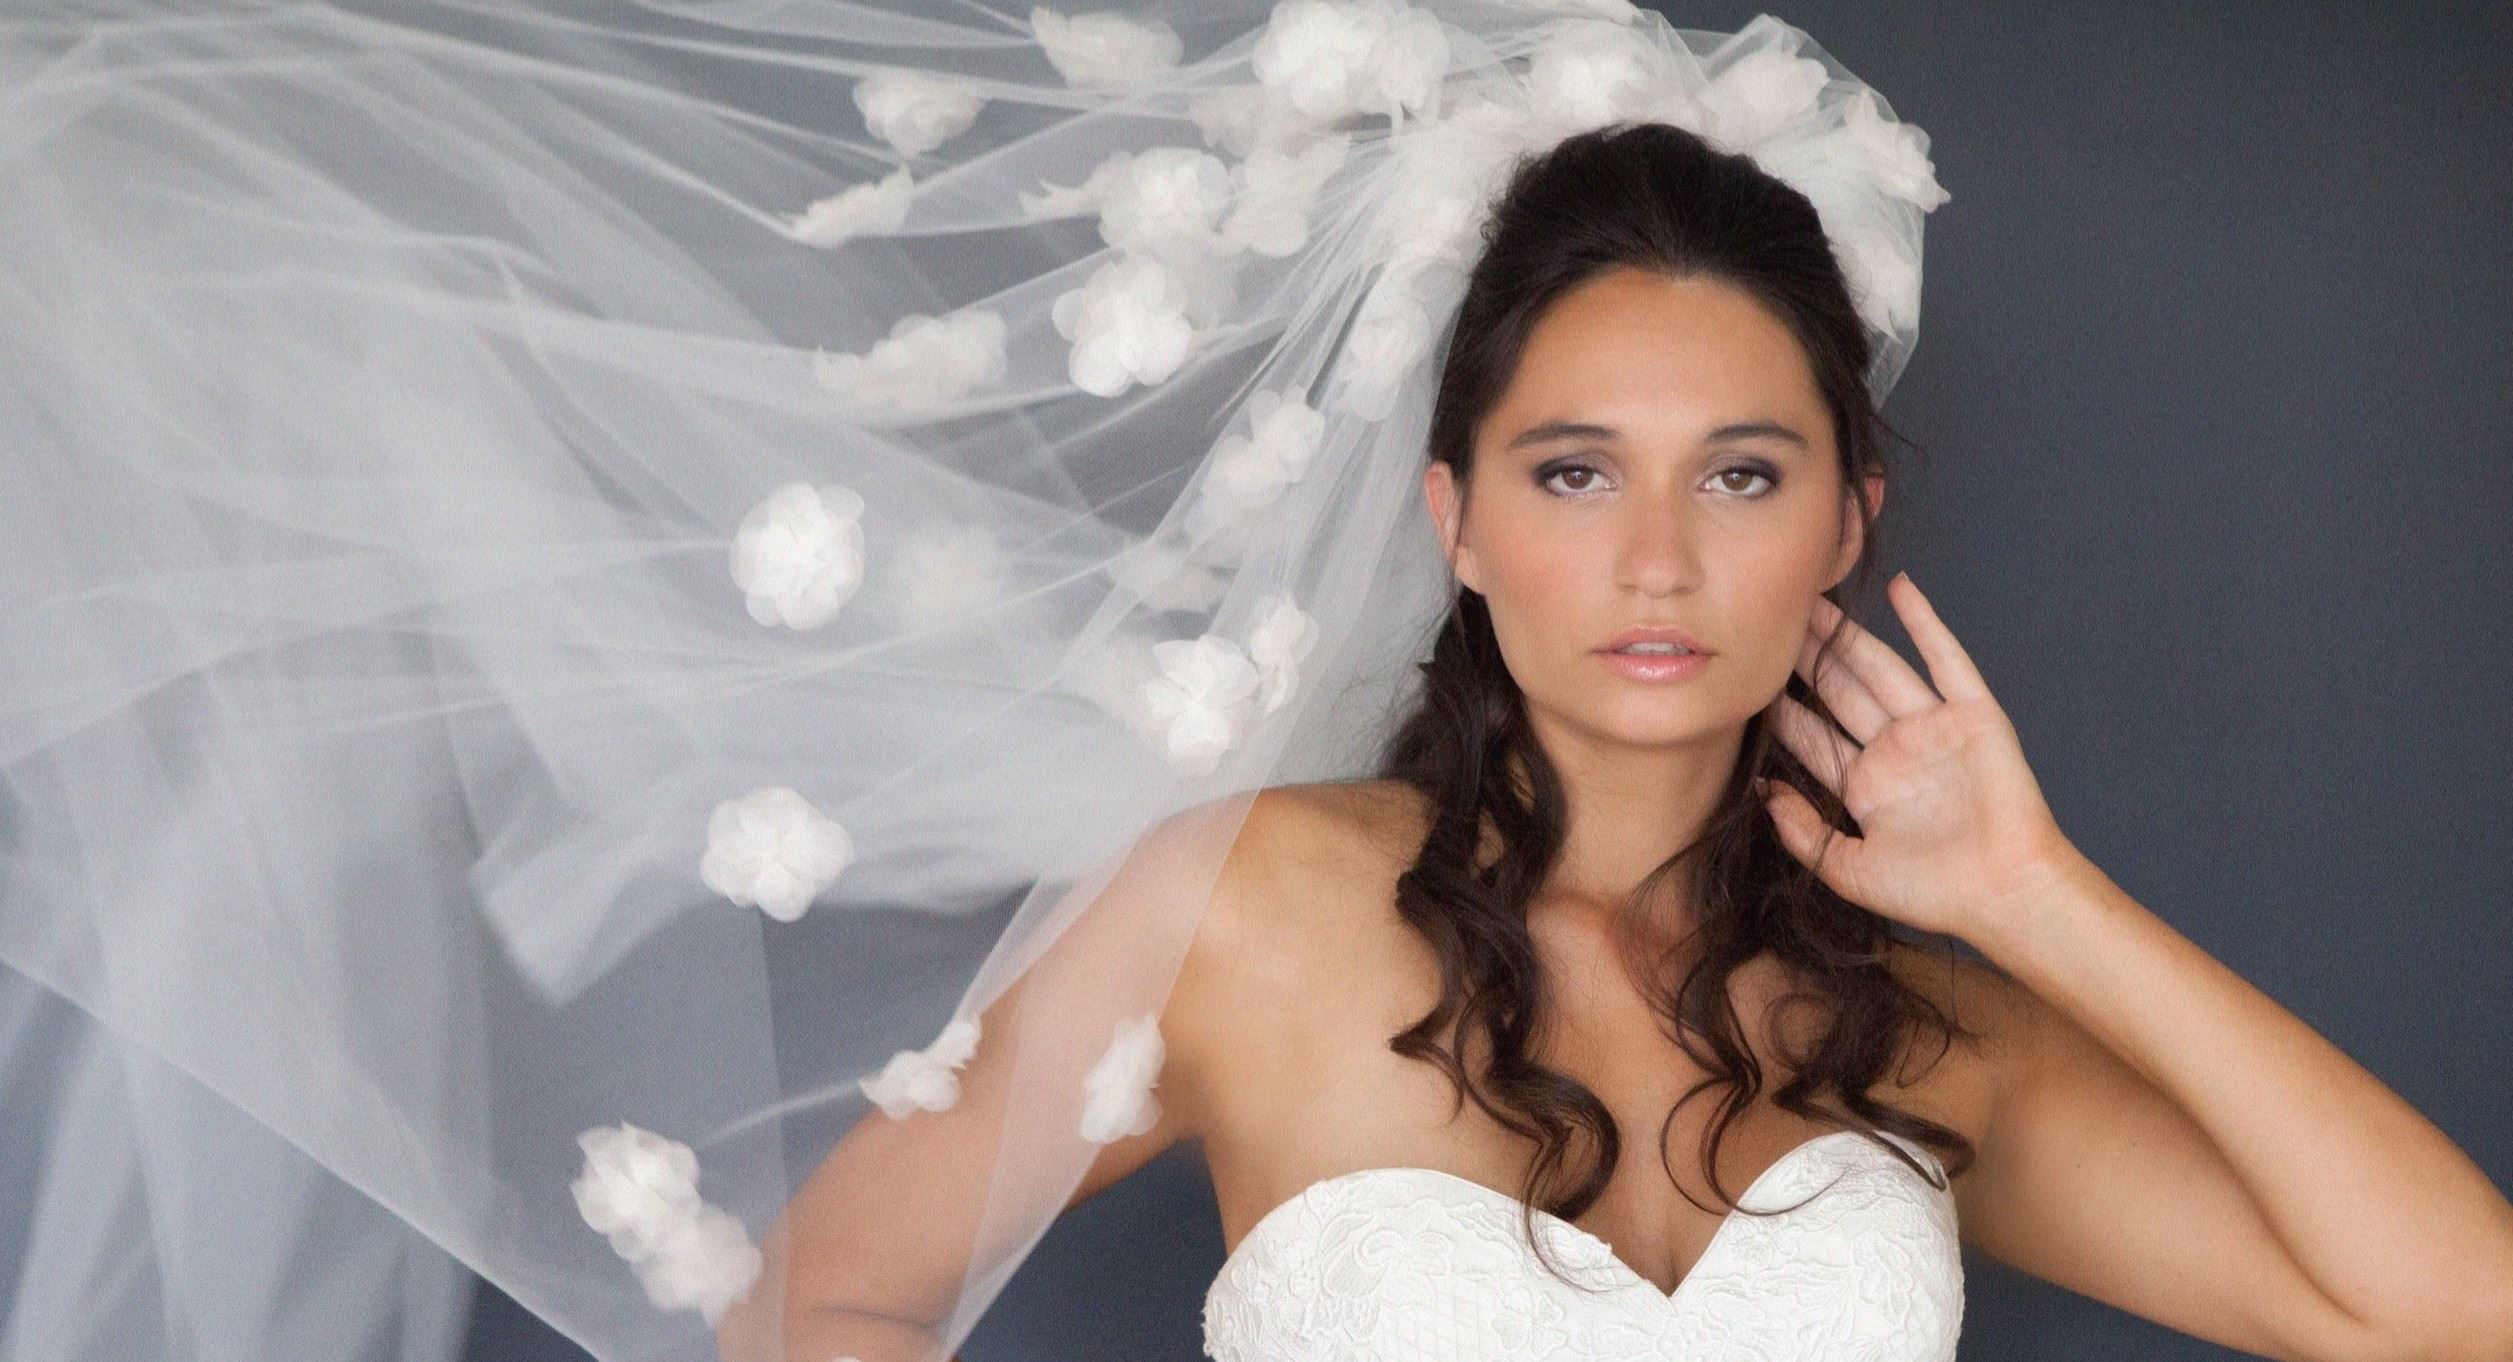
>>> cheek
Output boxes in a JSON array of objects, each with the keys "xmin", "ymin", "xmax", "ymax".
[
  {"xmin": 1719, "ymin": 517, "xmax": 1843, "ymax": 678},
  {"xmin": 1474, "ymin": 514, "xmax": 1602, "ymax": 639},
  {"xmin": 1484, "ymin": 527, "xmax": 1595, "ymax": 608},
  {"xmin": 1463, "ymin": 504, "xmax": 1598, "ymax": 689}
]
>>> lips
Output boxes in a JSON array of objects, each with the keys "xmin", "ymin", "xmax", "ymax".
[
  {"xmin": 1597, "ymin": 625, "xmax": 1711, "ymax": 655},
  {"xmin": 1596, "ymin": 645, "xmax": 1710, "ymax": 682}
]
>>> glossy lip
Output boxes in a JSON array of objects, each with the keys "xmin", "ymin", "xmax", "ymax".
[
  {"xmin": 1596, "ymin": 648, "xmax": 1710, "ymax": 683},
  {"xmin": 1596, "ymin": 625, "xmax": 1713, "ymax": 655}
]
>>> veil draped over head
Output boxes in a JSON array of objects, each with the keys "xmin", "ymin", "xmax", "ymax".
[{"xmin": 0, "ymin": 1, "xmax": 1948, "ymax": 1358}]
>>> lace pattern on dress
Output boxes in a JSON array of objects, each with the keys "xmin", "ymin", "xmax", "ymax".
[{"xmin": 1201, "ymin": 1128, "xmax": 1962, "ymax": 1362}]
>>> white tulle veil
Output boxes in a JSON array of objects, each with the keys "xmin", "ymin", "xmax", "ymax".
[{"xmin": 0, "ymin": 2, "xmax": 1948, "ymax": 1359}]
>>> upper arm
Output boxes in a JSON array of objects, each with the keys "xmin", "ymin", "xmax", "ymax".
[
  {"xmin": 1951, "ymin": 960, "xmax": 2380, "ymax": 1362},
  {"xmin": 717, "ymin": 792, "xmax": 1263, "ymax": 1361},
  {"xmin": 1067, "ymin": 789, "xmax": 1289, "ymax": 1206}
]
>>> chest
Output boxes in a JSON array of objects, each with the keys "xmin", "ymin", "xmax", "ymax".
[{"xmin": 1196, "ymin": 910, "xmax": 1978, "ymax": 1296}]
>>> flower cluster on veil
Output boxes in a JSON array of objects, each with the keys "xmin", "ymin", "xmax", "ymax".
[{"xmin": 569, "ymin": 0, "xmax": 1950, "ymax": 1325}]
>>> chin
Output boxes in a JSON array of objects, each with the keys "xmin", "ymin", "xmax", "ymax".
[{"xmin": 1569, "ymin": 695, "xmax": 1731, "ymax": 749}]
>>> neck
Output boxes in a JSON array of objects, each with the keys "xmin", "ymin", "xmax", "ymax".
[{"xmin": 1520, "ymin": 706, "xmax": 1744, "ymax": 921}]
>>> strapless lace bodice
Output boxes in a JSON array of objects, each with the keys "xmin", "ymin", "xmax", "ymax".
[{"xmin": 1201, "ymin": 1128, "xmax": 1961, "ymax": 1361}]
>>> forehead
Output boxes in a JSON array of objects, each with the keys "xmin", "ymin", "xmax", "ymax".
[{"xmin": 1480, "ymin": 267, "xmax": 1830, "ymax": 450}]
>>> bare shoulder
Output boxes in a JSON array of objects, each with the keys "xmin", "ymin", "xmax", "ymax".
[
  {"xmin": 1156, "ymin": 781, "xmax": 1427, "ymax": 1113},
  {"xmin": 1202, "ymin": 778, "xmax": 1427, "ymax": 941},
  {"xmin": 1266, "ymin": 778, "xmax": 1431, "ymax": 868},
  {"xmin": 1064, "ymin": 782, "xmax": 1425, "ymax": 1205},
  {"xmin": 1873, "ymin": 938, "xmax": 2042, "ymax": 1152}
]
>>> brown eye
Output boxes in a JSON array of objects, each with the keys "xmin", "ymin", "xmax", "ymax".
[
  {"xmin": 1537, "ymin": 461, "xmax": 1604, "ymax": 495},
  {"xmin": 1713, "ymin": 466, "xmax": 1778, "ymax": 497}
]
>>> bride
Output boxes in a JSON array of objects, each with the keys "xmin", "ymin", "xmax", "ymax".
[
  {"xmin": 716, "ymin": 114, "xmax": 2513, "ymax": 1362},
  {"xmin": 3, "ymin": 4, "xmax": 2508, "ymax": 1362}
]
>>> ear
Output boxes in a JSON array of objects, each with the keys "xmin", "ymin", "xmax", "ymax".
[
  {"xmin": 1827, "ymin": 472, "xmax": 1884, "ymax": 590},
  {"xmin": 1423, "ymin": 460, "xmax": 1483, "ymax": 593}
]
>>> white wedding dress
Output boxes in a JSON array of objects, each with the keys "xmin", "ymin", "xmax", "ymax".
[{"xmin": 1202, "ymin": 1128, "xmax": 1962, "ymax": 1361}]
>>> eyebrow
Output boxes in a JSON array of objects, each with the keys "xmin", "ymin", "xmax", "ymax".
[{"xmin": 1502, "ymin": 419, "xmax": 1812, "ymax": 452}]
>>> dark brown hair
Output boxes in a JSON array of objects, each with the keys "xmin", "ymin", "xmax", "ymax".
[{"xmin": 1372, "ymin": 120, "xmax": 1978, "ymax": 1289}]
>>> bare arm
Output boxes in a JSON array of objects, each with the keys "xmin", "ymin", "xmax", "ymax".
[
  {"xmin": 711, "ymin": 797, "xmax": 1246, "ymax": 1362},
  {"xmin": 1768, "ymin": 577, "xmax": 2513, "ymax": 1361},
  {"xmin": 1956, "ymin": 851, "xmax": 2513, "ymax": 1362}
]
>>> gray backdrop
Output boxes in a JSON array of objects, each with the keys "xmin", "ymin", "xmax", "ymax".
[{"xmin": 10, "ymin": 1, "xmax": 2509, "ymax": 1360}]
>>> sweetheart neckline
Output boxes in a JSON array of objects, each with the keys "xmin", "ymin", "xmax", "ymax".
[{"xmin": 1212, "ymin": 1128, "xmax": 1934, "ymax": 1305}]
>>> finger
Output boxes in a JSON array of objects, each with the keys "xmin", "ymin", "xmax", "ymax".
[
  {"xmin": 1760, "ymin": 779, "xmax": 1860, "ymax": 889},
  {"xmin": 1765, "ymin": 692, "xmax": 1855, "ymax": 794},
  {"xmin": 1760, "ymin": 778, "xmax": 1812, "ymax": 864},
  {"xmin": 1807, "ymin": 592, "xmax": 1940, "ymax": 717},
  {"xmin": 1887, "ymin": 573, "xmax": 1994, "ymax": 703},
  {"xmin": 1795, "ymin": 623, "xmax": 1891, "ymax": 745}
]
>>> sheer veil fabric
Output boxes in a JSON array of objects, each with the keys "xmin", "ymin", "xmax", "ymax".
[{"xmin": 0, "ymin": 2, "xmax": 1947, "ymax": 1359}]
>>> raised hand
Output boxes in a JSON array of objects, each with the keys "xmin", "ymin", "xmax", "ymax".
[{"xmin": 1757, "ymin": 573, "xmax": 2080, "ymax": 942}]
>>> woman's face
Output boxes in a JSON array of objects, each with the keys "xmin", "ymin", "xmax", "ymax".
[{"xmin": 1425, "ymin": 266, "xmax": 1879, "ymax": 754}]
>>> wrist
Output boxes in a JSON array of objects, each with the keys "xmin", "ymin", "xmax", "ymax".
[{"xmin": 1968, "ymin": 837, "xmax": 2108, "ymax": 961}]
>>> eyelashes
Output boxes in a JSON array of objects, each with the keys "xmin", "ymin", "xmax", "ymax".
[{"xmin": 1532, "ymin": 458, "xmax": 1780, "ymax": 499}]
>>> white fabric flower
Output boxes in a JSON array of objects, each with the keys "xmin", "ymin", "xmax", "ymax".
[
  {"xmin": 1250, "ymin": 1, "xmax": 1383, "ymax": 122},
  {"xmin": 890, "ymin": 521, "xmax": 1004, "ymax": 622},
  {"xmin": 1245, "ymin": 594, "xmax": 1318, "ymax": 714},
  {"xmin": 1252, "ymin": 0, "xmax": 1448, "ymax": 129},
  {"xmin": 1098, "ymin": 148, "xmax": 1233, "ymax": 253},
  {"xmin": 1834, "ymin": 216, "xmax": 1922, "ymax": 334},
  {"xmin": 571, "ymin": 1123, "xmax": 762, "ymax": 1327},
  {"xmin": 859, "ymin": 1015, "xmax": 981, "ymax": 1118},
  {"xmin": 1031, "ymin": 7, "xmax": 1184, "ymax": 92},
  {"xmin": 1693, "ymin": 37, "xmax": 1831, "ymax": 152},
  {"xmin": 1050, "ymin": 256, "xmax": 1196, "ymax": 397},
  {"xmin": 632, "ymin": 1207, "xmax": 763, "ymax": 1326},
  {"xmin": 1220, "ymin": 133, "xmax": 1349, "ymax": 257},
  {"xmin": 854, "ymin": 68, "xmax": 985, "ymax": 157},
  {"xmin": 1140, "ymin": 634, "xmax": 1260, "ymax": 773},
  {"xmin": 730, "ymin": 481, "xmax": 866, "ymax": 630},
  {"xmin": 1188, "ymin": 83, "xmax": 1333, "ymax": 160},
  {"xmin": 1190, "ymin": 387, "xmax": 1323, "ymax": 535},
  {"xmin": 1523, "ymin": 20, "xmax": 1672, "ymax": 140},
  {"xmin": 811, "ymin": 307, "xmax": 1007, "ymax": 417},
  {"xmin": 1078, "ymin": 1013, "xmax": 1165, "ymax": 1143},
  {"xmin": 699, "ymin": 786, "xmax": 854, "ymax": 922},
  {"xmin": 784, "ymin": 166, "xmax": 913, "ymax": 247},
  {"xmin": 1840, "ymin": 88, "xmax": 1950, "ymax": 210},
  {"xmin": 572, "ymin": 1121, "xmax": 704, "ymax": 1259},
  {"xmin": 1366, "ymin": 8, "xmax": 1450, "ymax": 125},
  {"xmin": 1023, "ymin": 147, "xmax": 1233, "ymax": 257}
]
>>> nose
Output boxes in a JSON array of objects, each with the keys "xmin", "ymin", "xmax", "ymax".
[{"xmin": 1613, "ymin": 492, "xmax": 1701, "ymax": 599}]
